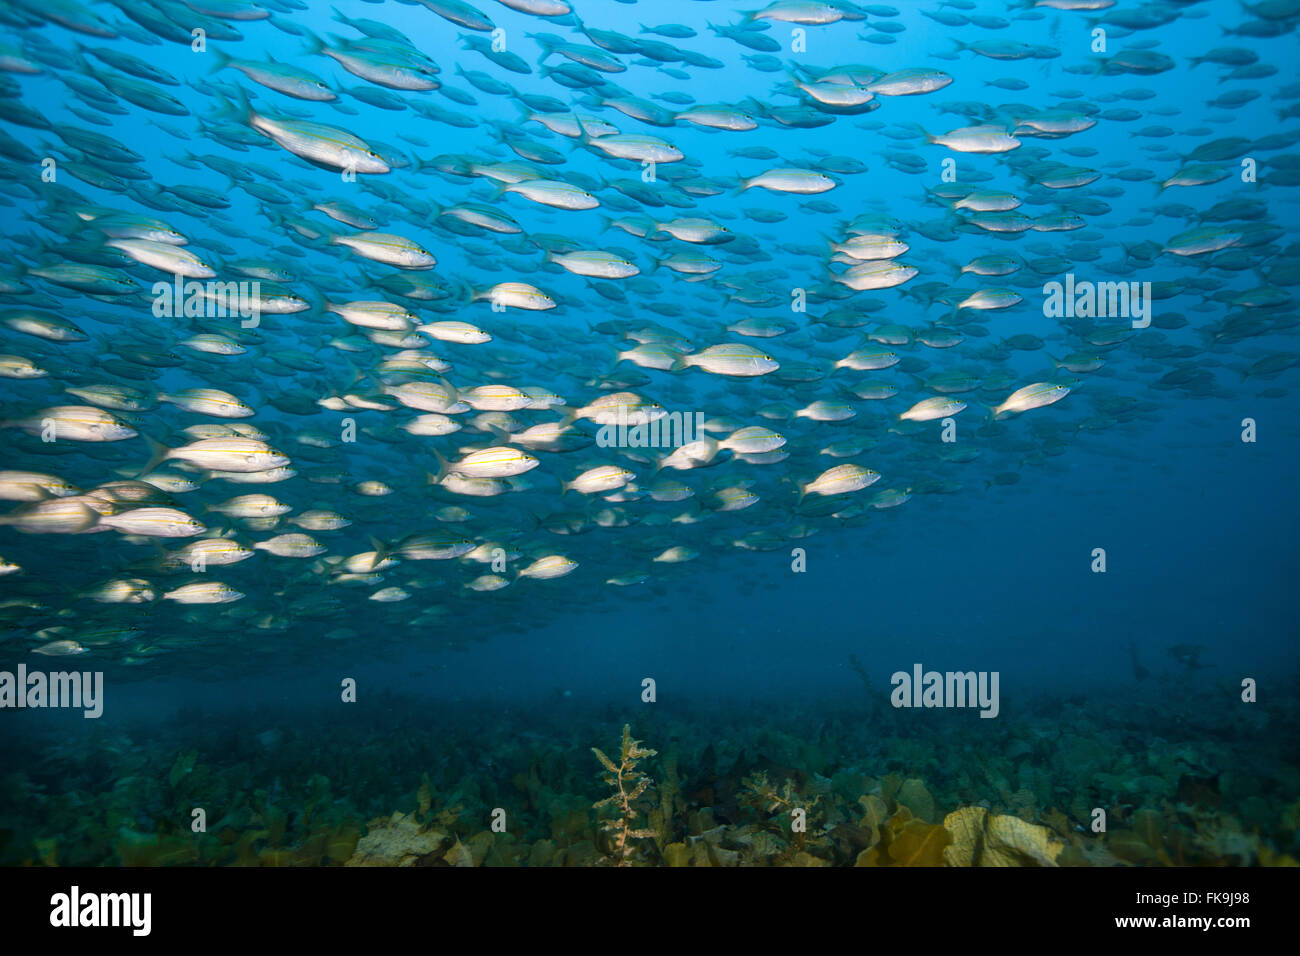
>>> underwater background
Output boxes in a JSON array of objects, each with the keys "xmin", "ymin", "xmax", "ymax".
[{"xmin": 0, "ymin": 0, "xmax": 1298, "ymax": 866}]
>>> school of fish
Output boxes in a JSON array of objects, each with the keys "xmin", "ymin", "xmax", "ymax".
[{"xmin": 0, "ymin": 0, "xmax": 1298, "ymax": 670}]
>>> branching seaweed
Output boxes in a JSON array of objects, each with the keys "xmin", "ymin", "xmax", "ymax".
[
  {"xmin": 592, "ymin": 724, "xmax": 657, "ymax": 866},
  {"xmin": 743, "ymin": 771, "xmax": 821, "ymax": 819}
]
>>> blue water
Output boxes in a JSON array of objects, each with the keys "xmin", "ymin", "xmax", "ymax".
[{"xmin": 0, "ymin": 0, "xmax": 1297, "ymax": 866}]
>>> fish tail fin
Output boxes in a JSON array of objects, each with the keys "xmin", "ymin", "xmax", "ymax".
[
  {"xmin": 368, "ymin": 535, "xmax": 392, "ymax": 565},
  {"xmin": 207, "ymin": 47, "xmax": 231, "ymax": 75},
  {"xmin": 738, "ymin": 94, "xmax": 766, "ymax": 119},
  {"xmin": 670, "ymin": 354, "xmax": 691, "ymax": 372},
  {"xmin": 353, "ymin": 362, "xmax": 381, "ymax": 395},
  {"xmin": 504, "ymin": 100, "xmax": 530, "ymax": 132},
  {"xmin": 430, "ymin": 448, "xmax": 450, "ymax": 484},
  {"xmin": 436, "ymin": 375, "xmax": 458, "ymax": 401},
  {"xmin": 299, "ymin": 29, "xmax": 326, "ymax": 59},
  {"xmin": 137, "ymin": 434, "xmax": 170, "ymax": 479},
  {"xmin": 574, "ymin": 113, "xmax": 593, "ymax": 149},
  {"xmin": 731, "ymin": 172, "xmax": 750, "ymax": 195},
  {"xmin": 224, "ymin": 84, "xmax": 256, "ymax": 128}
]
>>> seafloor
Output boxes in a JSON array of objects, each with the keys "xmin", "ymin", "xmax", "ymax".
[{"xmin": 2, "ymin": 677, "xmax": 1296, "ymax": 867}]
